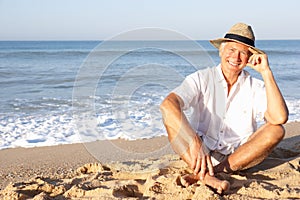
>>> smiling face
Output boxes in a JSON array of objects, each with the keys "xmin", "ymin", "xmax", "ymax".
[{"xmin": 219, "ymin": 41, "xmax": 251, "ymax": 79}]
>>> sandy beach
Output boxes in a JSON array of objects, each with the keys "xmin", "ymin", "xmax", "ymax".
[{"xmin": 0, "ymin": 122, "xmax": 299, "ymax": 199}]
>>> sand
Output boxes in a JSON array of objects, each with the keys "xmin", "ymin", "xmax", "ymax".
[{"xmin": 0, "ymin": 122, "xmax": 299, "ymax": 199}]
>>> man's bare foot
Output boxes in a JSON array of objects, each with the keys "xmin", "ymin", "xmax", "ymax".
[
  {"xmin": 204, "ymin": 174, "xmax": 230, "ymax": 194},
  {"xmin": 180, "ymin": 173, "xmax": 230, "ymax": 194},
  {"xmin": 180, "ymin": 174, "xmax": 199, "ymax": 187}
]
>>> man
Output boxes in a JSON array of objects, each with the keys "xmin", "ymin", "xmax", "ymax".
[{"xmin": 160, "ymin": 23, "xmax": 288, "ymax": 194}]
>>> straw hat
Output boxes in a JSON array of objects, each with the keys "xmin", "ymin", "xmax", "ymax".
[{"xmin": 210, "ymin": 23, "xmax": 264, "ymax": 54}]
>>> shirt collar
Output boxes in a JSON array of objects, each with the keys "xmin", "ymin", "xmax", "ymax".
[{"xmin": 216, "ymin": 64, "xmax": 249, "ymax": 84}]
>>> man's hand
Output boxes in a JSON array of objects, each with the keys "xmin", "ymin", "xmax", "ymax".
[
  {"xmin": 181, "ymin": 135, "xmax": 214, "ymax": 180},
  {"xmin": 247, "ymin": 48, "xmax": 270, "ymax": 74}
]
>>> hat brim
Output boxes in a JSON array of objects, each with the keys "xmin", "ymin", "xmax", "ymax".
[{"xmin": 210, "ymin": 38, "xmax": 265, "ymax": 54}]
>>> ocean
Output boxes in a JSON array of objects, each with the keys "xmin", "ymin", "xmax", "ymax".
[{"xmin": 1, "ymin": 40, "xmax": 300, "ymax": 150}]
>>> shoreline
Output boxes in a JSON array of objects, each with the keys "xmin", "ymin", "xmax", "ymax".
[
  {"xmin": 0, "ymin": 136, "xmax": 174, "ymax": 190},
  {"xmin": 0, "ymin": 122, "xmax": 299, "ymax": 199}
]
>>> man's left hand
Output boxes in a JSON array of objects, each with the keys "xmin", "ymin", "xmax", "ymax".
[{"xmin": 247, "ymin": 48, "xmax": 271, "ymax": 74}]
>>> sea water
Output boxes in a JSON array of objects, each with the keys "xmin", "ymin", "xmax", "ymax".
[{"xmin": 0, "ymin": 40, "xmax": 299, "ymax": 149}]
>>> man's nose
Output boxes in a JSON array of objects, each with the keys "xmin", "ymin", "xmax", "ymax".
[{"xmin": 232, "ymin": 50, "xmax": 241, "ymax": 60}]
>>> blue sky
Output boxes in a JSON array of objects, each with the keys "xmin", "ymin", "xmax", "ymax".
[{"xmin": 0, "ymin": 0, "xmax": 299, "ymax": 40}]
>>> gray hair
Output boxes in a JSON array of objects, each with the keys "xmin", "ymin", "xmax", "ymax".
[
  {"xmin": 218, "ymin": 42, "xmax": 227, "ymax": 57},
  {"xmin": 219, "ymin": 42, "xmax": 227, "ymax": 52}
]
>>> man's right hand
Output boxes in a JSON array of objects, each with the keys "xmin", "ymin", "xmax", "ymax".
[{"xmin": 181, "ymin": 135, "xmax": 214, "ymax": 180}]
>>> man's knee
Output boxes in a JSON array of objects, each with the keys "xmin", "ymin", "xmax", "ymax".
[
  {"xmin": 273, "ymin": 124, "xmax": 285, "ymax": 140},
  {"xmin": 266, "ymin": 124, "xmax": 285, "ymax": 144}
]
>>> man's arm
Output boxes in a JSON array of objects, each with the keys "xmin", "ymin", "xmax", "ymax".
[
  {"xmin": 160, "ymin": 93, "xmax": 214, "ymax": 179},
  {"xmin": 248, "ymin": 49, "xmax": 289, "ymax": 124}
]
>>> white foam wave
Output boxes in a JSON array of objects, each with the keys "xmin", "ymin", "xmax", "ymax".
[
  {"xmin": 0, "ymin": 97, "xmax": 299, "ymax": 150},
  {"xmin": 0, "ymin": 114, "xmax": 82, "ymax": 150},
  {"xmin": 286, "ymin": 98, "xmax": 300, "ymax": 122}
]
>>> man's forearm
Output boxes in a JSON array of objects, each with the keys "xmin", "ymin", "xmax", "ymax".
[{"xmin": 160, "ymin": 93, "xmax": 197, "ymax": 155}]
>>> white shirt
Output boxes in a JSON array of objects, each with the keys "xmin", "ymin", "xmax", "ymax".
[{"xmin": 173, "ymin": 65, "xmax": 267, "ymax": 155}]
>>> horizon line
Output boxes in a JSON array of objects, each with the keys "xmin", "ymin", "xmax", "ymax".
[{"xmin": 0, "ymin": 39, "xmax": 300, "ymax": 42}]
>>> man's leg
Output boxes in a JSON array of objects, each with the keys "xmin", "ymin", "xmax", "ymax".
[
  {"xmin": 181, "ymin": 123, "xmax": 284, "ymax": 193},
  {"xmin": 214, "ymin": 123, "xmax": 285, "ymax": 173}
]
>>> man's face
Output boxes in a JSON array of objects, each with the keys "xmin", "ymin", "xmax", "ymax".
[{"xmin": 219, "ymin": 41, "xmax": 251, "ymax": 75}]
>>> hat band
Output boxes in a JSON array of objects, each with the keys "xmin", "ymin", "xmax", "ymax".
[{"xmin": 224, "ymin": 33, "xmax": 255, "ymax": 47}]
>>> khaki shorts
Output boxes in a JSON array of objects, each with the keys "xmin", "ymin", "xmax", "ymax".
[
  {"xmin": 206, "ymin": 135, "xmax": 252, "ymax": 166},
  {"xmin": 210, "ymin": 150, "xmax": 228, "ymax": 166}
]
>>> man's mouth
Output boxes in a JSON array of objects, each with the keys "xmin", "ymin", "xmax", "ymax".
[{"xmin": 228, "ymin": 61, "xmax": 239, "ymax": 67}]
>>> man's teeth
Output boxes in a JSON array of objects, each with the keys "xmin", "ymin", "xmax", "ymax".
[{"xmin": 229, "ymin": 61, "xmax": 238, "ymax": 66}]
